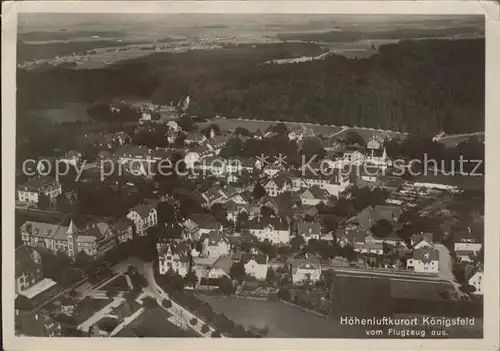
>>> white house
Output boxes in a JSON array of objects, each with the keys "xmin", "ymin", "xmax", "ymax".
[
  {"xmin": 240, "ymin": 248, "xmax": 269, "ymax": 280},
  {"xmin": 299, "ymin": 186, "xmax": 330, "ymax": 206},
  {"xmin": 201, "ymin": 230, "xmax": 230, "ymax": 259},
  {"xmin": 407, "ymin": 246, "xmax": 439, "ymax": 273},
  {"xmin": 291, "ymin": 254, "xmax": 322, "ymax": 283},
  {"xmin": 263, "ymin": 173, "xmax": 290, "ymax": 197},
  {"xmin": 126, "ymin": 201, "xmax": 158, "ymax": 236},
  {"xmin": 157, "ymin": 242, "xmax": 190, "ymax": 277},
  {"xmin": 17, "ymin": 176, "xmax": 62, "ymax": 205},
  {"xmin": 468, "ymin": 267, "xmax": 484, "ymax": 295},
  {"xmin": 454, "ymin": 230, "xmax": 482, "ymax": 263},
  {"xmin": 248, "ymin": 216, "xmax": 290, "ymax": 245}
]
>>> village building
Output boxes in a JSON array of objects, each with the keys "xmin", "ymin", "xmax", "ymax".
[
  {"xmin": 247, "ymin": 216, "xmax": 290, "ymax": 245},
  {"xmin": 126, "ymin": 200, "xmax": 158, "ymax": 236},
  {"xmin": 200, "ymin": 230, "xmax": 231, "ymax": 259},
  {"xmin": 157, "ymin": 241, "xmax": 190, "ymax": 277},
  {"xmin": 182, "ymin": 214, "xmax": 222, "ymax": 241},
  {"xmin": 296, "ymin": 221, "xmax": 322, "ymax": 242},
  {"xmin": 411, "ymin": 232, "xmax": 434, "ymax": 249},
  {"xmin": 299, "ymin": 186, "xmax": 331, "ymax": 206},
  {"xmin": 467, "ymin": 265, "xmax": 484, "ymax": 295},
  {"xmin": 110, "ymin": 217, "xmax": 135, "ymax": 243},
  {"xmin": 20, "ymin": 218, "xmax": 117, "ymax": 259},
  {"xmin": 291, "ymin": 254, "xmax": 322, "ymax": 284},
  {"xmin": 15, "ymin": 246, "xmax": 44, "ymax": 296},
  {"xmin": 17, "ymin": 176, "xmax": 62, "ymax": 205},
  {"xmin": 205, "ymin": 255, "xmax": 233, "ymax": 279},
  {"xmin": 454, "ymin": 229, "xmax": 483, "ymax": 263},
  {"xmin": 263, "ymin": 173, "xmax": 291, "ymax": 197},
  {"xmin": 406, "ymin": 246, "xmax": 440, "ymax": 273},
  {"xmin": 240, "ymin": 248, "xmax": 269, "ymax": 280}
]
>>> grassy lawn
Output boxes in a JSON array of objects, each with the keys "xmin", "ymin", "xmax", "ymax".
[
  {"xmin": 116, "ymin": 306, "xmax": 198, "ymax": 337},
  {"xmin": 97, "ymin": 274, "xmax": 132, "ymax": 292}
]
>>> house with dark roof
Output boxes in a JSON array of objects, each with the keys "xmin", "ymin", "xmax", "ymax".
[
  {"xmin": 184, "ymin": 131, "xmax": 207, "ymax": 146},
  {"xmin": 343, "ymin": 146, "xmax": 388, "ymax": 167},
  {"xmin": 207, "ymin": 254, "xmax": 233, "ymax": 279},
  {"xmin": 111, "ymin": 217, "xmax": 134, "ymax": 243},
  {"xmin": 200, "ymin": 230, "xmax": 230, "ymax": 259},
  {"xmin": 296, "ymin": 221, "xmax": 322, "ymax": 242},
  {"xmin": 126, "ymin": 201, "xmax": 158, "ymax": 236},
  {"xmin": 157, "ymin": 241, "xmax": 191, "ymax": 277},
  {"xmin": 248, "ymin": 216, "xmax": 290, "ymax": 245},
  {"xmin": 17, "ymin": 176, "xmax": 62, "ymax": 205},
  {"xmin": 182, "ymin": 213, "xmax": 222, "ymax": 241},
  {"xmin": 290, "ymin": 168, "xmax": 349, "ymax": 197},
  {"xmin": 15, "ymin": 310, "xmax": 62, "ymax": 337},
  {"xmin": 20, "ymin": 217, "xmax": 117, "ymax": 260},
  {"xmin": 15, "ymin": 246, "xmax": 43, "ymax": 296},
  {"xmin": 346, "ymin": 205, "xmax": 403, "ymax": 234},
  {"xmin": 411, "ymin": 232, "xmax": 434, "ymax": 249},
  {"xmin": 240, "ymin": 248, "xmax": 269, "ymax": 280},
  {"xmin": 263, "ymin": 172, "xmax": 291, "ymax": 197},
  {"xmin": 406, "ymin": 246, "xmax": 439, "ymax": 273},
  {"xmin": 453, "ymin": 227, "xmax": 483, "ymax": 263},
  {"xmin": 202, "ymin": 186, "xmax": 225, "ymax": 207},
  {"xmin": 300, "ymin": 186, "xmax": 330, "ymax": 206}
]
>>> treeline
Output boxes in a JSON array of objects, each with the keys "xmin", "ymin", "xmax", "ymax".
[{"xmin": 18, "ymin": 38, "xmax": 484, "ymax": 134}]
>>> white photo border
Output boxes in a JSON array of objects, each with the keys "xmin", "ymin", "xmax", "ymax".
[{"xmin": 2, "ymin": 1, "xmax": 499, "ymax": 350}]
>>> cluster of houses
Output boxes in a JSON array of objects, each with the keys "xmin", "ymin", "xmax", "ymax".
[{"xmin": 16, "ymin": 121, "xmax": 484, "ymax": 297}]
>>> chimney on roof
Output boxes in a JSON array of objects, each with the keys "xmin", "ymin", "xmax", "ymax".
[{"xmin": 35, "ymin": 314, "xmax": 39, "ymax": 320}]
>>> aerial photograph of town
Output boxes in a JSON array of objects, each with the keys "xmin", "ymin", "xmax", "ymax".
[{"xmin": 13, "ymin": 12, "xmax": 485, "ymax": 339}]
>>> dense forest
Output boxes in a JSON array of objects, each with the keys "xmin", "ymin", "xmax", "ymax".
[{"xmin": 17, "ymin": 38, "xmax": 484, "ymax": 134}]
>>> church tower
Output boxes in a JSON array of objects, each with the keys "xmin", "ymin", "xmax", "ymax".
[{"xmin": 66, "ymin": 218, "xmax": 78, "ymax": 259}]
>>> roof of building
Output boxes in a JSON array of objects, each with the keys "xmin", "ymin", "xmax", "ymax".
[
  {"xmin": 413, "ymin": 246, "xmax": 439, "ymax": 262},
  {"xmin": 248, "ymin": 216, "xmax": 289, "ymax": 231},
  {"xmin": 21, "ymin": 221, "xmax": 69, "ymax": 241},
  {"xmin": 15, "ymin": 246, "xmax": 41, "ymax": 278},
  {"xmin": 347, "ymin": 205, "xmax": 403, "ymax": 231},
  {"xmin": 411, "ymin": 232, "xmax": 434, "ymax": 246},
  {"xmin": 220, "ymin": 185, "xmax": 239, "ymax": 199},
  {"xmin": 129, "ymin": 202, "xmax": 156, "ymax": 219},
  {"xmin": 240, "ymin": 248, "xmax": 268, "ymax": 265},
  {"xmin": 297, "ymin": 221, "xmax": 322, "ymax": 237},
  {"xmin": 203, "ymin": 186, "xmax": 224, "ymax": 203},
  {"xmin": 291, "ymin": 254, "xmax": 321, "ymax": 273},
  {"xmin": 201, "ymin": 230, "xmax": 228, "ymax": 246},
  {"xmin": 188, "ymin": 213, "xmax": 221, "ymax": 230},
  {"xmin": 302, "ymin": 186, "xmax": 330, "ymax": 200},
  {"xmin": 113, "ymin": 217, "xmax": 134, "ymax": 231},
  {"xmin": 210, "ymin": 254, "xmax": 233, "ymax": 275}
]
